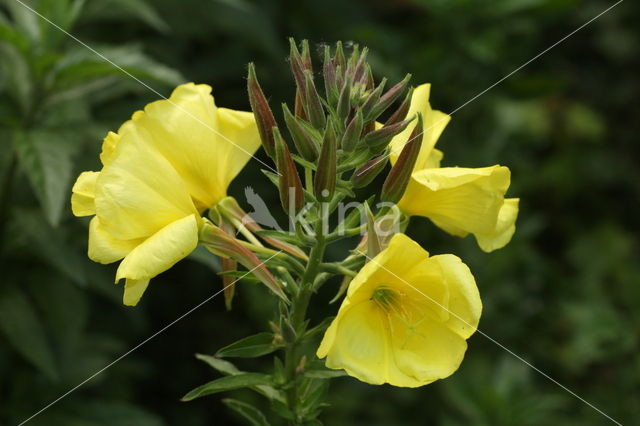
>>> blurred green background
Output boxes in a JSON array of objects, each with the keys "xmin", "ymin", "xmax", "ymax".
[{"xmin": 1, "ymin": 0, "xmax": 638, "ymax": 425}]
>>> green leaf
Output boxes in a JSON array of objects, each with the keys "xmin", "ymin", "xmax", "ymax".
[
  {"xmin": 13, "ymin": 130, "xmax": 75, "ymax": 226},
  {"xmin": 0, "ymin": 283, "xmax": 58, "ymax": 380},
  {"xmin": 216, "ymin": 332, "xmax": 280, "ymax": 358},
  {"xmin": 181, "ymin": 373, "xmax": 273, "ymax": 401},
  {"xmin": 254, "ymin": 230, "xmax": 300, "ymax": 245},
  {"xmin": 195, "ymin": 354, "xmax": 240, "ymax": 375},
  {"xmin": 83, "ymin": 0, "xmax": 169, "ymax": 33},
  {"xmin": 223, "ymin": 399, "xmax": 271, "ymax": 426}
]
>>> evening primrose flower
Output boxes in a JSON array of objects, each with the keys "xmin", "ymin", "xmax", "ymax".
[
  {"xmin": 71, "ymin": 83, "xmax": 261, "ymax": 305},
  {"xmin": 388, "ymin": 84, "xmax": 519, "ymax": 252},
  {"xmin": 317, "ymin": 233, "xmax": 481, "ymax": 387}
]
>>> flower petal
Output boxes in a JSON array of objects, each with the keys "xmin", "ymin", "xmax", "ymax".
[
  {"xmin": 132, "ymin": 83, "xmax": 259, "ymax": 209},
  {"xmin": 115, "ymin": 214, "xmax": 199, "ymax": 282},
  {"xmin": 389, "ymin": 314, "xmax": 468, "ymax": 386},
  {"xmin": 318, "ymin": 300, "xmax": 391, "ymax": 385},
  {"xmin": 475, "ymin": 198, "xmax": 519, "ymax": 252},
  {"xmin": 430, "ymin": 254, "xmax": 482, "ymax": 339},
  {"xmin": 123, "ymin": 278, "xmax": 150, "ymax": 306},
  {"xmin": 389, "ymin": 84, "xmax": 450, "ymax": 170},
  {"xmin": 400, "ymin": 166, "xmax": 511, "ymax": 243},
  {"xmin": 71, "ymin": 171, "xmax": 98, "ymax": 217},
  {"xmin": 88, "ymin": 217, "xmax": 142, "ymax": 264},
  {"xmin": 95, "ymin": 129, "xmax": 198, "ymax": 240}
]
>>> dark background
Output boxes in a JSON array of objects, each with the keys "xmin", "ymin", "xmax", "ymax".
[{"xmin": 1, "ymin": 0, "xmax": 638, "ymax": 425}]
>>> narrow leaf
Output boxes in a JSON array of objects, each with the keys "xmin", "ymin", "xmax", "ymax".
[{"xmin": 181, "ymin": 374, "xmax": 273, "ymax": 401}]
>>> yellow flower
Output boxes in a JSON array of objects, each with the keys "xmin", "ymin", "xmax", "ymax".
[
  {"xmin": 317, "ymin": 233, "xmax": 481, "ymax": 387},
  {"xmin": 388, "ymin": 84, "xmax": 519, "ymax": 252},
  {"xmin": 71, "ymin": 83, "xmax": 260, "ymax": 305}
]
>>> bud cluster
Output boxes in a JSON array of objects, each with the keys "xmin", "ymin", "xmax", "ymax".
[{"xmin": 248, "ymin": 39, "xmax": 424, "ymax": 212}]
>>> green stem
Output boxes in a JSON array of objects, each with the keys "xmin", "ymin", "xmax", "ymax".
[{"xmin": 283, "ymin": 215, "xmax": 327, "ymax": 423}]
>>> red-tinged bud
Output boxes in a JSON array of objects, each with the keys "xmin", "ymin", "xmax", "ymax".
[
  {"xmin": 360, "ymin": 78, "xmax": 386, "ymax": 118},
  {"xmin": 200, "ymin": 220, "xmax": 288, "ymax": 302},
  {"xmin": 368, "ymin": 73, "xmax": 411, "ymax": 121},
  {"xmin": 364, "ymin": 202, "xmax": 382, "ymax": 258},
  {"xmin": 303, "ymin": 70, "xmax": 326, "ymax": 129},
  {"xmin": 334, "ymin": 41, "xmax": 346, "ymax": 70},
  {"xmin": 216, "ymin": 196, "xmax": 308, "ymax": 260},
  {"xmin": 362, "ymin": 117, "xmax": 414, "ymax": 151},
  {"xmin": 314, "ymin": 121, "xmax": 337, "ymax": 202},
  {"xmin": 336, "ymin": 76, "xmax": 352, "ymax": 123},
  {"xmin": 282, "ymin": 103, "xmax": 320, "ymax": 161},
  {"xmin": 380, "ymin": 114, "xmax": 424, "ymax": 204},
  {"xmin": 352, "ymin": 47, "xmax": 369, "ymax": 83},
  {"xmin": 300, "ymin": 39, "xmax": 313, "ymax": 74},
  {"xmin": 273, "ymin": 127, "xmax": 304, "ymax": 212},
  {"xmin": 385, "ymin": 87, "xmax": 414, "ymax": 126},
  {"xmin": 289, "ymin": 38, "xmax": 305, "ymax": 90},
  {"xmin": 323, "ymin": 45, "xmax": 339, "ymax": 105},
  {"xmin": 341, "ymin": 110, "xmax": 364, "ymax": 152},
  {"xmin": 247, "ymin": 63, "xmax": 277, "ymax": 158},
  {"xmin": 351, "ymin": 155, "xmax": 388, "ymax": 188}
]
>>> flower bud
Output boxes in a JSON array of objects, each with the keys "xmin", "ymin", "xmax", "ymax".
[
  {"xmin": 368, "ymin": 73, "xmax": 411, "ymax": 122},
  {"xmin": 351, "ymin": 155, "xmax": 388, "ymax": 188},
  {"xmin": 303, "ymin": 70, "xmax": 326, "ymax": 130},
  {"xmin": 385, "ymin": 87, "xmax": 413, "ymax": 126},
  {"xmin": 247, "ymin": 63, "xmax": 277, "ymax": 157},
  {"xmin": 360, "ymin": 78, "xmax": 386, "ymax": 119},
  {"xmin": 380, "ymin": 114, "xmax": 424, "ymax": 204},
  {"xmin": 362, "ymin": 117, "xmax": 414, "ymax": 151},
  {"xmin": 200, "ymin": 220, "xmax": 288, "ymax": 301},
  {"xmin": 273, "ymin": 127, "xmax": 304, "ymax": 212},
  {"xmin": 323, "ymin": 46, "xmax": 339, "ymax": 105},
  {"xmin": 220, "ymin": 256, "xmax": 237, "ymax": 310},
  {"xmin": 334, "ymin": 41, "xmax": 346, "ymax": 70},
  {"xmin": 282, "ymin": 103, "xmax": 319, "ymax": 161},
  {"xmin": 336, "ymin": 76, "xmax": 352, "ymax": 123},
  {"xmin": 341, "ymin": 110, "xmax": 364, "ymax": 152},
  {"xmin": 314, "ymin": 121, "xmax": 337, "ymax": 202}
]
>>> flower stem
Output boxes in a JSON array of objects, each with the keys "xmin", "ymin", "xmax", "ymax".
[{"xmin": 283, "ymin": 214, "xmax": 327, "ymax": 423}]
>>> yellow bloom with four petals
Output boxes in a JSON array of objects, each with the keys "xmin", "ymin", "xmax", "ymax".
[
  {"xmin": 389, "ymin": 84, "xmax": 519, "ymax": 252},
  {"xmin": 317, "ymin": 233, "xmax": 482, "ymax": 387},
  {"xmin": 71, "ymin": 83, "xmax": 260, "ymax": 305}
]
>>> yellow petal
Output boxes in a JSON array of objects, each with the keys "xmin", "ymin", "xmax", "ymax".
[
  {"xmin": 389, "ymin": 314, "xmax": 468, "ymax": 386},
  {"xmin": 123, "ymin": 279, "xmax": 150, "ymax": 306},
  {"xmin": 389, "ymin": 84, "xmax": 451, "ymax": 170},
  {"xmin": 475, "ymin": 198, "xmax": 519, "ymax": 252},
  {"xmin": 318, "ymin": 300, "xmax": 390, "ymax": 385},
  {"xmin": 88, "ymin": 217, "xmax": 142, "ymax": 264},
  {"xmin": 100, "ymin": 131, "xmax": 120, "ymax": 166},
  {"xmin": 115, "ymin": 214, "xmax": 199, "ymax": 282},
  {"xmin": 131, "ymin": 83, "xmax": 259, "ymax": 209},
  {"xmin": 399, "ymin": 165, "xmax": 511, "ymax": 242},
  {"xmin": 430, "ymin": 254, "xmax": 482, "ymax": 339},
  {"xmin": 95, "ymin": 130, "xmax": 198, "ymax": 240},
  {"xmin": 71, "ymin": 171, "xmax": 98, "ymax": 217}
]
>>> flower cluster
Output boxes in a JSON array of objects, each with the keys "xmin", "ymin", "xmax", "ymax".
[{"xmin": 71, "ymin": 40, "xmax": 518, "ymax": 423}]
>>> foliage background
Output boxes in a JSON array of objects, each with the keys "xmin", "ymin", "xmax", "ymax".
[{"xmin": 1, "ymin": 0, "xmax": 638, "ymax": 425}]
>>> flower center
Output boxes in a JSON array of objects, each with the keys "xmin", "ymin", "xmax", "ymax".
[{"xmin": 370, "ymin": 285, "xmax": 398, "ymax": 311}]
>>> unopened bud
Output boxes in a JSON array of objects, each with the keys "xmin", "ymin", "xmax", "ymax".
[
  {"xmin": 362, "ymin": 117, "xmax": 414, "ymax": 151},
  {"xmin": 323, "ymin": 46, "xmax": 339, "ymax": 105},
  {"xmin": 303, "ymin": 70, "xmax": 326, "ymax": 129},
  {"xmin": 380, "ymin": 114, "xmax": 424, "ymax": 204},
  {"xmin": 200, "ymin": 220, "xmax": 288, "ymax": 301},
  {"xmin": 247, "ymin": 63, "xmax": 277, "ymax": 157},
  {"xmin": 220, "ymin": 256, "xmax": 237, "ymax": 310},
  {"xmin": 368, "ymin": 74, "xmax": 411, "ymax": 122},
  {"xmin": 273, "ymin": 127, "xmax": 304, "ymax": 212},
  {"xmin": 341, "ymin": 110, "xmax": 364, "ymax": 152},
  {"xmin": 314, "ymin": 121, "xmax": 337, "ymax": 202},
  {"xmin": 336, "ymin": 76, "xmax": 352, "ymax": 123},
  {"xmin": 360, "ymin": 78, "xmax": 386, "ymax": 119},
  {"xmin": 282, "ymin": 103, "xmax": 319, "ymax": 161},
  {"xmin": 364, "ymin": 202, "xmax": 382, "ymax": 257},
  {"xmin": 351, "ymin": 155, "xmax": 388, "ymax": 188},
  {"xmin": 334, "ymin": 41, "xmax": 346, "ymax": 70},
  {"xmin": 385, "ymin": 87, "xmax": 414, "ymax": 126}
]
